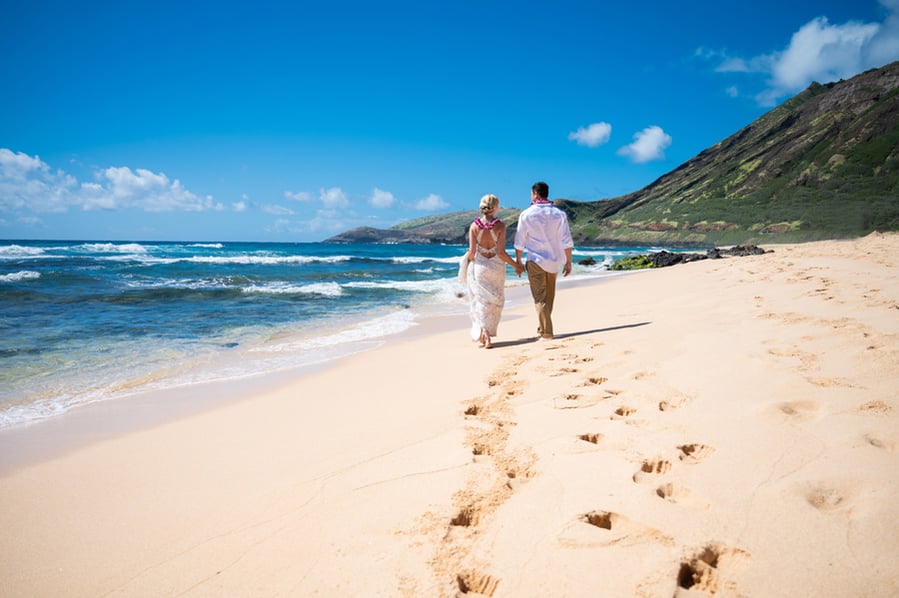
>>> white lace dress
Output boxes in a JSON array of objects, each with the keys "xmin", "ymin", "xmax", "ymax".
[{"xmin": 467, "ymin": 226, "xmax": 506, "ymax": 340}]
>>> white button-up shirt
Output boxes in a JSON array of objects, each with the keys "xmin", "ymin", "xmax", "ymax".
[{"xmin": 514, "ymin": 203, "xmax": 574, "ymax": 273}]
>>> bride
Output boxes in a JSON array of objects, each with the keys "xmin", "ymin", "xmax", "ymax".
[{"xmin": 464, "ymin": 194, "xmax": 522, "ymax": 348}]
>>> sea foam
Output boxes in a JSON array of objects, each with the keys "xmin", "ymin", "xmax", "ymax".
[{"xmin": 0, "ymin": 270, "xmax": 40, "ymax": 283}]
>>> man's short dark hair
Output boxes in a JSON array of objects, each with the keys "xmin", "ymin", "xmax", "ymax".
[{"xmin": 532, "ymin": 181, "xmax": 549, "ymax": 199}]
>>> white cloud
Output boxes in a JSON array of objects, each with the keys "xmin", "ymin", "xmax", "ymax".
[
  {"xmin": 715, "ymin": 54, "xmax": 773, "ymax": 74},
  {"xmin": 284, "ymin": 190, "xmax": 313, "ymax": 202},
  {"xmin": 99, "ymin": 166, "xmax": 219, "ymax": 212},
  {"xmin": 725, "ymin": 86, "xmax": 739, "ymax": 98},
  {"xmin": 568, "ymin": 122, "xmax": 612, "ymax": 147},
  {"xmin": 617, "ymin": 126, "xmax": 672, "ymax": 163},
  {"xmin": 319, "ymin": 187, "xmax": 349, "ymax": 209},
  {"xmin": 370, "ymin": 187, "xmax": 396, "ymax": 208},
  {"xmin": 705, "ymin": 2, "xmax": 899, "ymax": 106},
  {"xmin": 0, "ymin": 148, "xmax": 77, "ymax": 212},
  {"xmin": 415, "ymin": 193, "xmax": 448, "ymax": 211},
  {"xmin": 0, "ymin": 148, "xmax": 220, "ymax": 214},
  {"xmin": 232, "ymin": 201, "xmax": 247, "ymax": 212},
  {"xmin": 768, "ymin": 18, "xmax": 879, "ymax": 92},
  {"xmin": 263, "ymin": 204, "xmax": 295, "ymax": 215},
  {"xmin": 865, "ymin": 0, "xmax": 899, "ymax": 66},
  {"xmin": 0, "ymin": 148, "xmax": 45, "ymax": 178}
]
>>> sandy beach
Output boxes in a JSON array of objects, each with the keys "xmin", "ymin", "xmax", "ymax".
[{"xmin": 1, "ymin": 233, "xmax": 897, "ymax": 597}]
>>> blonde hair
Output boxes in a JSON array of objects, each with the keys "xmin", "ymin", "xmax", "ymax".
[{"xmin": 479, "ymin": 194, "xmax": 499, "ymax": 215}]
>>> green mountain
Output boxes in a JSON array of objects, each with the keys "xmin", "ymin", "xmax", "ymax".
[
  {"xmin": 327, "ymin": 61, "xmax": 899, "ymax": 246},
  {"xmin": 325, "ymin": 208, "xmax": 522, "ymax": 244}
]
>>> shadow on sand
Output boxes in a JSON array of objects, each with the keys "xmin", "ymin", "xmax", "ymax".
[{"xmin": 488, "ymin": 322, "xmax": 651, "ymax": 349}]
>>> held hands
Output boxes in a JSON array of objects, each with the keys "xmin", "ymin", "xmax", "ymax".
[{"xmin": 509, "ymin": 260, "xmax": 568, "ymax": 276}]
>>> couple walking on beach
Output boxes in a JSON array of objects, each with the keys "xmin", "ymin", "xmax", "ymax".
[{"xmin": 463, "ymin": 181, "xmax": 573, "ymax": 348}]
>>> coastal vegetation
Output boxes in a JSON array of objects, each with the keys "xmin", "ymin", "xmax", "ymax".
[{"xmin": 609, "ymin": 255, "xmax": 657, "ymax": 270}]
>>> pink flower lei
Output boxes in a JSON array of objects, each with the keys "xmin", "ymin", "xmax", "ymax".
[{"xmin": 474, "ymin": 215, "xmax": 498, "ymax": 230}]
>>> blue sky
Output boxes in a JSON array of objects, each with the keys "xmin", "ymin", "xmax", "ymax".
[{"xmin": 2, "ymin": 0, "xmax": 898, "ymax": 242}]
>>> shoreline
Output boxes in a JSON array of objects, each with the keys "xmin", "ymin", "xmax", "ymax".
[
  {"xmin": 0, "ymin": 272, "xmax": 605, "ymax": 474},
  {"xmin": 0, "ymin": 306, "xmax": 466, "ymax": 475},
  {"xmin": 1, "ymin": 234, "xmax": 897, "ymax": 596}
]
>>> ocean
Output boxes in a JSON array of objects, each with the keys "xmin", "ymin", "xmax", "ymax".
[{"xmin": 0, "ymin": 240, "xmax": 652, "ymax": 430}]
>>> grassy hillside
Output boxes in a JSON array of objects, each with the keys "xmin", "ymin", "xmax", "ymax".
[
  {"xmin": 559, "ymin": 62, "xmax": 899, "ymax": 246},
  {"xmin": 327, "ymin": 62, "xmax": 899, "ymax": 247}
]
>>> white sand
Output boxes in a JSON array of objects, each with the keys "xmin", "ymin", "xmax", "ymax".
[{"xmin": 1, "ymin": 233, "xmax": 897, "ymax": 597}]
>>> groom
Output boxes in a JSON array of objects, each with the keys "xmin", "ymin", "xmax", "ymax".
[{"xmin": 514, "ymin": 181, "xmax": 574, "ymax": 340}]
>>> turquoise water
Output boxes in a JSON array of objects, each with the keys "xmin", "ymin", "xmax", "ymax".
[{"xmin": 0, "ymin": 240, "xmax": 651, "ymax": 429}]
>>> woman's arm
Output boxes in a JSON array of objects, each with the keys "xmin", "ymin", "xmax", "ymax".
[{"xmin": 495, "ymin": 224, "xmax": 520, "ymax": 271}]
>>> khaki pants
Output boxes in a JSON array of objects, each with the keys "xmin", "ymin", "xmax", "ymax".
[{"xmin": 526, "ymin": 260, "xmax": 557, "ymax": 338}]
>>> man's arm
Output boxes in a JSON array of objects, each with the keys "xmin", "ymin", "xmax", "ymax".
[
  {"xmin": 562, "ymin": 247, "xmax": 573, "ymax": 277},
  {"xmin": 513, "ymin": 215, "xmax": 527, "ymax": 277}
]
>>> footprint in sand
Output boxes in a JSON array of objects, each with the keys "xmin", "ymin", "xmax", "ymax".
[
  {"xmin": 486, "ymin": 375, "xmax": 504, "ymax": 388},
  {"xmin": 611, "ymin": 405, "xmax": 637, "ymax": 419},
  {"xmin": 806, "ymin": 375, "xmax": 857, "ymax": 388},
  {"xmin": 548, "ymin": 366, "xmax": 579, "ymax": 377},
  {"xmin": 633, "ymin": 459, "xmax": 672, "ymax": 483},
  {"xmin": 804, "ymin": 483, "xmax": 852, "ymax": 513},
  {"xmin": 657, "ymin": 389, "xmax": 694, "ymax": 411},
  {"xmin": 546, "ymin": 353, "xmax": 578, "ymax": 365},
  {"xmin": 655, "ymin": 483, "xmax": 680, "ymax": 502},
  {"xmin": 578, "ymin": 433, "xmax": 604, "ymax": 445},
  {"xmin": 770, "ymin": 400, "xmax": 821, "ymax": 422},
  {"xmin": 675, "ymin": 543, "xmax": 749, "ymax": 596},
  {"xmin": 857, "ymin": 400, "xmax": 892, "ymax": 415},
  {"xmin": 557, "ymin": 509, "xmax": 673, "ymax": 548},
  {"xmin": 503, "ymin": 386, "xmax": 521, "ymax": 398},
  {"xmin": 471, "ymin": 443, "xmax": 490, "ymax": 462},
  {"xmin": 505, "ymin": 463, "xmax": 535, "ymax": 491},
  {"xmin": 584, "ymin": 510, "xmax": 614, "ymax": 529},
  {"xmin": 677, "ymin": 443, "xmax": 715, "ymax": 463},
  {"xmin": 553, "ymin": 393, "xmax": 601, "ymax": 410},
  {"xmin": 456, "ymin": 570, "xmax": 500, "ymax": 597},
  {"xmin": 656, "ymin": 483, "xmax": 710, "ymax": 509},
  {"xmin": 641, "ymin": 459, "xmax": 672, "ymax": 474},
  {"xmin": 464, "ymin": 403, "xmax": 482, "ymax": 417},
  {"xmin": 450, "ymin": 505, "xmax": 479, "ymax": 528},
  {"xmin": 862, "ymin": 433, "xmax": 897, "ymax": 451}
]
